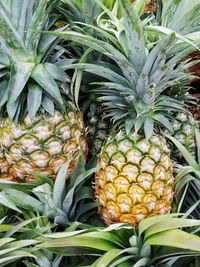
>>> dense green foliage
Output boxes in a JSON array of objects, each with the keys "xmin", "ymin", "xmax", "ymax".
[{"xmin": 0, "ymin": 0, "xmax": 200, "ymax": 266}]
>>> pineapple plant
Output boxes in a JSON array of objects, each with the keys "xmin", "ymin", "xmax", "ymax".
[
  {"xmin": 96, "ymin": 132, "xmax": 174, "ymax": 226},
  {"xmin": 57, "ymin": 0, "xmax": 114, "ymax": 157},
  {"xmin": 50, "ymin": 0, "xmax": 200, "ymax": 226},
  {"xmin": 0, "ymin": 0, "xmax": 87, "ymax": 182}
]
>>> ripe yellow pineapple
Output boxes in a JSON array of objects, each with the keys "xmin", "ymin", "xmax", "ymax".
[
  {"xmin": 96, "ymin": 132, "xmax": 174, "ymax": 225},
  {"xmin": 0, "ymin": 0, "xmax": 87, "ymax": 182}
]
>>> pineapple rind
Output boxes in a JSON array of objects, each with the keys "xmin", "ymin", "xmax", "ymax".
[
  {"xmin": 95, "ymin": 132, "xmax": 174, "ymax": 226},
  {"xmin": 0, "ymin": 108, "xmax": 87, "ymax": 182}
]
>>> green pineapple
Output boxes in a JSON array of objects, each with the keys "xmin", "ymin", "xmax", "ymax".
[
  {"xmin": 85, "ymin": 106, "xmax": 109, "ymax": 156},
  {"xmin": 168, "ymin": 129, "xmax": 200, "ymax": 215},
  {"xmin": 163, "ymin": 112, "xmax": 198, "ymax": 160},
  {"xmin": 0, "ymin": 0, "xmax": 87, "ymax": 182},
  {"xmin": 163, "ymin": 86, "xmax": 199, "ymax": 160},
  {"xmin": 81, "ymin": 90, "xmax": 110, "ymax": 157}
]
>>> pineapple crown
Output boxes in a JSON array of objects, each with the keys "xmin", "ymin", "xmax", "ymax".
[
  {"xmin": 0, "ymin": 0, "xmax": 72, "ymax": 122},
  {"xmin": 46, "ymin": 0, "xmax": 199, "ymax": 139}
]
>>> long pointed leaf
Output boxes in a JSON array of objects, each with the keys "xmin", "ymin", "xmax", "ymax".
[
  {"xmin": 53, "ymin": 159, "xmax": 72, "ymax": 209},
  {"xmin": 144, "ymin": 229, "xmax": 200, "ymax": 252},
  {"xmin": 27, "ymin": 83, "xmax": 42, "ymax": 118},
  {"xmin": 8, "ymin": 62, "xmax": 35, "ymax": 104},
  {"xmin": 119, "ymin": 0, "xmax": 146, "ymax": 72},
  {"xmin": 31, "ymin": 64, "xmax": 63, "ymax": 105},
  {"xmin": 144, "ymin": 218, "xmax": 200, "ymax": 239}
]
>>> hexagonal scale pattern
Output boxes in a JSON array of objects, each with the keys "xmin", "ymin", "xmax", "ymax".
[
  {"xmin": 95, "ymin": 132, "xmax": 174, "ymax": 226},
  {"xmin": 0, "ymin": 108, "xmax": 87, "ymax": 182}
]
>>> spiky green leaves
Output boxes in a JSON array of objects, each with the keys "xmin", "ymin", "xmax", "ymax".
[
  {"xmin": 5, "ymin": 61, "xmax": 68, "ymax": 121},
  {"xmin": 31, "ymin": 64, "xmax": 64, "ymax": 105},
  {"xmin": 157, "ymin": 0, "xmax": 200, "ymax": 35},
  {"xmin": 119, "ymin": 0, "xmax": 146, "ymax": 73},
  {"xmin": 6, "ymin": 63, "xmax": 35, "ymax": 120},
  {"xmin": 64, "ymin": 36, "xmax": 188, "ymax": 138},
  {"xmin": 0, "ymin": 0, "xmax": 70, "ymax": 121},
  {"xmin": 46, "ymin": 1, "xmax": 197, "ymax": 139},
  {"xmin": 0, "ymin": 216, "xmax": 46, "ymax": 266},
  {"xmin": 36, "ymin": 214, "xmax": 200, "ymax": 266}
]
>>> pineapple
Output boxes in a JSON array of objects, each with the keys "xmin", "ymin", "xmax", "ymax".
[
  {"xmin": 163, "ymin": 87, "xmax": 199, "ymax": 160},
  {"xmin": 0, "ymin": 0, "xmax": 87, "ymax": 182},
  {"xmin": 81, "ymin": 90, "xmax": 110, "ymax": 157},
  {"xmin": 0, "ymin": 108, "xmax": 86, "ymax": 182},
  {"xmin": 190, "ymin": 94, "xmax": 200, "ymax": 127},
  {"xmin": 96, "ymin": 132, "xmax": 174, "ymax": 225},
  {"xmin": 85, "ymin": 106, "xmax": 109, "ymax": 157},
  {"xmin": 163, "ymin": 112, "xmax": 198, "ymax": 160},
  {"xmin": 53, "ymin": 0, "xmax": 199, "ymax": 225}
]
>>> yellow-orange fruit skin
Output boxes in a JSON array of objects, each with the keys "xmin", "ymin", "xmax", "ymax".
[{"xmin": 95, "ymin": 132, "xmax": 174, "ymax": 226}]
